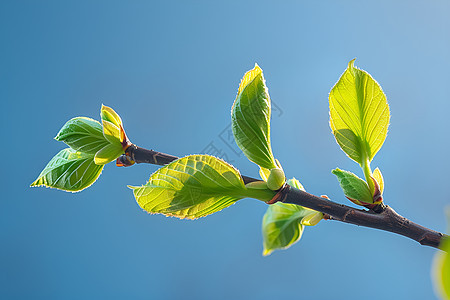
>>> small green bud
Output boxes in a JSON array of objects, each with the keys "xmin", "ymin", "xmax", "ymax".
[{"xmin": 267, "ymin": 168, "xmax": 285, "ymax": 191}]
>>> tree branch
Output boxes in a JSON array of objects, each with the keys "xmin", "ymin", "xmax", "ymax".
[
  {"xmin": 118, "ymin": 145, "xmax": 448, "ymax": 250},
  {"xmin": 281, "ymin": 186, "xmax": 445, "ymax": 249},
  {"xmin": 119, "ymin": 144, "xmax": 259, "ymax": 184}
]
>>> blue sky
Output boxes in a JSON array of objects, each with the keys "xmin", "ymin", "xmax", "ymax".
[{"xmin": 2, "ymin": 1, "xmax": 449, "ymax": 299}]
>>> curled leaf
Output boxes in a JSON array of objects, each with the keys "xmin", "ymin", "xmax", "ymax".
[
  {"xmin": 232, "ymin": 64, "xmax": 277, "ymax": 170},
  {"xmin": 102, "ymin": 119, "xmax": 121, "ymax": 145},
  {"xmin": 100, "ymin": 105, "xmax": 130, "ymax": 149},
  {"xmin": 373, "ymin": 167, "xmax": 384, "ymax": 194},
  {"xmin": 101, "ymin": 104, "xmax": 123, "ymax": 128}
]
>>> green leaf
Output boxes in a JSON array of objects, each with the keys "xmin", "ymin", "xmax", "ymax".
[
  {"xmin": 262, "ymin": 202, "xmax": 305, "ymax": 256},
  {"xmin": 373, "ymin": 167, "xmax": 384, "ymax": 194},
  {"xmin": 232, "ymin": 64, "xmax": 277, "ymax": 170},
  {"xmin": 55, "ymin": 117, "xmax": 109, "ymax": 154},
  {"xmin": 31, "ymin": 148, "xmax": 103, "ymax": 192},
  {"xmin": 94, "ymin": 143, "xmax": 124, "ymax": 165},
  {"xmin": 433, "ymin": 211, "xmax": 450, "ymax": 300},
  {"xmin": 130, "ymin": 155, "xmax": 255, "ymax": 219},
  {"xmin": 262, "ymin": 178, "xmax": 322, "ymax": 256},
  {"xmin": 329, "ymin": 59, "xmax": 390, "ymax": 165},
  {"xmin": 101, "ymin": 104, "xmax": 123, "ymax": 128},
  {"xmin": 332, "ymin": 168, "xmax": 373, "ymax": 206},
  {"xmin": 102, "ymin": 119, "xmax": 121, "ymax": 145},
  {"xmin": 100, "ymin": 105, "xmax": 130, "ymax": 149}
]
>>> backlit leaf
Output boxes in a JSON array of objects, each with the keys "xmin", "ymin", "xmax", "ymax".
[
  {"xmin": 100, "ymin": 105, "xmax": 130, "ymax": 150},
  {"xmin": 101, "ymin": 104, "xmax": 123, "ymax": 128},
  {"xmin": 130, "ymin": 155, "xmax": 258, "ymax": 219},
  {"xmin": 373, "ymin": 167, "xmax": 384, "ymax": 194},
  {"xmin": 102, "ymin": 119, "xmax": 121, "ymax": 145},
  {"xmin": 329, "ymin": 59, "xmax": 390, "ymax": 164},
  {"xmin": 262, "ymin": 178, "xmax": 322, "ymax": 256},
  {"xmin": 55, "ymin": 117, "xmax": 109, "ymax": 154},
  {"xmin": 262, "ymin": 202, "xmax": 305, "ymax": 256},
  {"xmin": 232, "ymin": 64, "xmax": 277, "ymax": 170},
  {"xmin": 332, "ymin": 168, "xmax": 373, "ymax": 206},
  {"xmin": 31, "ymin": 148, "xmax": 103, "ymax": 192}
]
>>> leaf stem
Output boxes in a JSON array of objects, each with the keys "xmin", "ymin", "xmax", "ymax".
[
  {"xmin": 244, "ymin": 186, "xmax": 277, "ymax": 202},
  {"xmin": 362, "ymin": 158, "xmax": 375, "ymax": 194}
]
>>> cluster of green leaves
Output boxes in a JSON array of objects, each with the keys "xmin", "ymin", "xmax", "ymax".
[
  {"xmin": 329, "ymin": 59, "xmax": 389, "ymax": 209},
  {"xmin": 126, "ymin": 64, "xmax": 323, "ymax": 255},
  {"xmin": 31, "ymin": 62, "xmax": 324, "ymax": 255},
  {"xmin": 328, "ymin": 61, "xmax": 449, "ymax": 299},
  {"xmin": 32, "ymin": 60, "xmax": 449, "ymax": 299},
  {"xmin": 31, "ymin": 105, "xmax": 129, "ymax": 192},
  {"xmin": 231, "ymin": 64, "xmax": 323, "ymax": 255}
]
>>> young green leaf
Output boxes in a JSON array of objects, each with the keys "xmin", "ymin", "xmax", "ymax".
[
  {"xmin": 100, "ymin": 105, "xmax": 130, "ymax": 150},
  {"xmin": 262, "ymin": 202, "xmax": 306, "ymax": 256},
  {"xmin": 433, "ymin": 212, "xmax": 450, "ymax": 300},
  {"xmin": 102, "ymin": 119, "xmax": 122, "ymax": 145},
  {"xmin": 286, "ymin": 177, "xmax": 305, "ymax": 191},
  {"xmin": 232, "ymin": 64, "xmax": 277, "ymax": 170},
  {"xmin": 130, "ymin": 155, "xmax": 261, "ymax": 219},
  {"xmin": 373, "ymin": 167, "xmax": 384, "ymax": 194},
  {"xmin": 332, "ymin": 168, "xmax": 374, "ymax": 207},
  {"xmin": 329, "ymin": 59, "xmax": 390, "ymax": 165},
  {"xmin": 262, "ymin": 178, "xmax": 322, "ymax": 256},
  {"xmin": 31, "ymin": 148, "xmax": 103, "ymax": 192},
  {"xmin": 55, "ymin": 117, "xmax": 110, "ymax": 154},
  {"xmin": 101, "ymin": 104, "xmax": 123, "ymax": 128}
]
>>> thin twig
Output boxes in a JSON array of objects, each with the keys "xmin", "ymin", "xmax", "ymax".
[{"xmin": 117, "ymin": 145, "xmax": 448, "ymax": 250}]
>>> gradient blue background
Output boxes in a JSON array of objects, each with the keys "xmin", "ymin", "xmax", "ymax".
[{"xmin": 2, "ymin": 1, "xmax": 449, "ymax": 299}]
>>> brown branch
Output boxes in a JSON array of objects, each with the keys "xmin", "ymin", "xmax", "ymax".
[
  {"xmin": 118, "ymin": 145, "xmax": 448, "ymax": 251},
  {"xmin": 119, "ymin": 144, "xmax": 259, "ymax": 184},
  {"xmin": 282, "ymin": 185, "xmax": 446, "ymax": 249}
]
